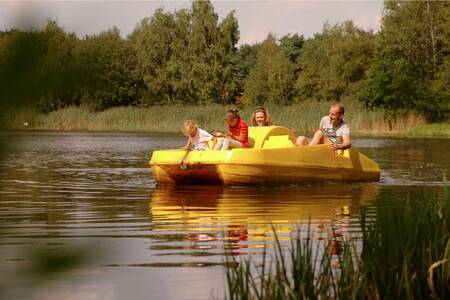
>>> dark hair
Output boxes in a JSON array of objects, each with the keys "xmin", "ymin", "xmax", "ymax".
[{"xmin": 224, "ymin": 108, "xmax": 240, "ymax": 120}]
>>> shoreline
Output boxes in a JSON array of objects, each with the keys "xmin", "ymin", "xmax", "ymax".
[
  {"xmin": 1, "ymin": 127, "xmax": 450, "ymax": 139},
  {"xmin": 1, "ymin": 103, "xmax": 449, "ymax": 138}
]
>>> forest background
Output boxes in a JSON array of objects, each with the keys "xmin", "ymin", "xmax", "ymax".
[{"xmin": 0, "ymin": 0, "xmax": 449, "ymax": 135}]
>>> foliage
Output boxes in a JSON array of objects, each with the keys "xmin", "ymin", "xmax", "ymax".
[
  {"xmin": 295, "ymin": 21, "xmax": 375, "ymax": 102},
  {"xmin": 241, "ymin": 35, "xmax": 296, "ymax": 106},
  {"xmin": 224, "ymin": 187, "xmax": 450, "ymax": 299},
  {"xmin": 77, "ymin": 28, "xmax": 144, "ymax": 111},
  {"xmin": 0, "ymin": 0, "xmax": 449, "ymax": 122},
  {"xmin": 2, "ymin": 102, "xmax": 442, "ymax": 137},
  {"xmin": 361, "ymin": 0, "xmax": 450, "ymax": 121},
  {"xmin": 131, "ymin": 0, "xmax": 240, "ymax": 105}
]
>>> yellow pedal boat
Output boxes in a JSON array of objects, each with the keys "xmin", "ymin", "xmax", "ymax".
[{"xmin": 149, "ymin": 126, "xmax": 380, "ymax": 185}]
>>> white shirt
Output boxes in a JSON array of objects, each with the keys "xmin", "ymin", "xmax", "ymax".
[
  {"xmin": 319, "ymin": 116, "xmax": 350, "ymax": 144},
  {"xmin": 189, "ymin": 128, "xmax": 213, "ymax": 150}
]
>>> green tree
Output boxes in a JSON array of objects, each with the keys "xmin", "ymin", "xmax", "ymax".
[
  {"xmin": 132, "ymin": 9, "xmax": 176, "ymax": 104},
  {"xmin": 77, "ymin": 28, "xmax": 144, "ymax": 111},
  {"xmin": 37, "ymin": 20, "xmax": 81, "ymax": 112},
  {"xmin": 0, "ymin": 20, "xmax": 85, "ymax": 112},
  {"xmin": 132, "ymin": 0, "xmax": 239, "ymax": 105},
  {"xmin": 0, "ymin": 29, "xmax": 46, "ymax": 108},
  {"xmin": 279, "ymin": 33, "xmax": 304, "ymax": 72},
  {"xmin": 242, "ymin": 35, "xmax": 295, "ymax": 105},
  {"xmin": 295, "ymin": 21, "xmax": 375, "ymax": 101},
  {"xmin": 361, "ymin": 0, "xmax": 450, "ymax": 120},
  {"xmin": 217, "ymin": 11, "xmax": 240, "ymax": 103}
]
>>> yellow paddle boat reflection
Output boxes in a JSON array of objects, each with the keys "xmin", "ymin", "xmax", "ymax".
[{"xmin": 150, "ymin": 184, "xmax": 379, "ymax": 251}]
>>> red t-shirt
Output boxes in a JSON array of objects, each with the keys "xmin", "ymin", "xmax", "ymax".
[{"xmin": 228, "ymin": 118, "xmax": 249, "ymax": 148}]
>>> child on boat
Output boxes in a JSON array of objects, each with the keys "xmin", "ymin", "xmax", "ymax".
[
  {"xmin": 213, "ymin": 108, "xmax": 249, "ymax": 150},
  {"xmin": 182, "ymin": 120, "xmax": 213, "ymax": 151},
  {"xmin": 250, "ymin": 106, "xmax": 273, "ymax": 126}
]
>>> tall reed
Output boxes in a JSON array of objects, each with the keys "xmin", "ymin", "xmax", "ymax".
[
  {"xmin": 1, "ymin": 101, "xmax": 448, "ymax": 137},
  {"xmin": 224, "ymin": 185, "xmax": 450, "ymax": 299}
]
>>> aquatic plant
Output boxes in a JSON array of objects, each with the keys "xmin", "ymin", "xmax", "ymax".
[
  {"xmin": 1, "ymin": 100, "xmax": 444, "ymax": 137},
  {"xmin": 223, "ymin": 185, "xmax": 450, "ymax": 299}
]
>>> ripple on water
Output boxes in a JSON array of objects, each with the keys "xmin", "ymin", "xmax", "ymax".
[{"xmin": 0, "ymin": 131, "xmax": 448, "ymax": 300}]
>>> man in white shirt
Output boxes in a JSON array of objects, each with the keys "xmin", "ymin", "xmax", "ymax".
[{"xmin": 296, "ymin": 103, "xmax": 352, "ymax": 151}]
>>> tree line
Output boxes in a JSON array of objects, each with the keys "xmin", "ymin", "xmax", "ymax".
[{"xmin": 0, "ymin": 0, "xmax": 449, "ymax": 121}]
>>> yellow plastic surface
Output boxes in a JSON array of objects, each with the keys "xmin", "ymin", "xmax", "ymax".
[{"xmin": 150, "ymin": 126, "xmax": 381, "ymax": 185}]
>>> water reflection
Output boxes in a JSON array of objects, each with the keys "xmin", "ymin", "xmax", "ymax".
[
  {"xmin": 150, "ymin": 184, "xmax": 379, "ymax": 255},
  {"xmin": 1, "ymin": 131, "xmax": 448, "ymax": 300}
]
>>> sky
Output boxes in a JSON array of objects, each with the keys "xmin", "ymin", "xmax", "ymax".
[{"xmin": 0, "ymin": 0, "xmax": 384, "ymax": 44}]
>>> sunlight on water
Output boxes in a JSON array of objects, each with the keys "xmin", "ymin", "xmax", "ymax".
[{"xmin": 0, "ymin": 131, "xmax": 448, "ymax": 300}]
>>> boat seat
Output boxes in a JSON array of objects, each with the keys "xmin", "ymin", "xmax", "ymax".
[
  {"xmin": 248, "ymin": 126, "xmax": 296, "ymax": 149},
  {"xmin": 263, "ymin": 135, "xmax": 295, "ymax": 149},
  {"xmin": 207, "ymin": 126, "xmax": 296, "ymax": 149}
]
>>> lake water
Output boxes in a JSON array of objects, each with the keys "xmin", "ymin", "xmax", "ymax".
[{"xmin": 0, "ymin": 131, "xmax": 448, "ymax": 300}]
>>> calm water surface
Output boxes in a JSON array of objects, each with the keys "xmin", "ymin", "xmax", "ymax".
[{"xmin": 0, "ymin": 131, "xmax": 448, "ymax": 300}]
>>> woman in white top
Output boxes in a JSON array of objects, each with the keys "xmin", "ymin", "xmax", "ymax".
[{"xmin": 182, "ymin": 120, "xmax": 213, "ymax": 151}]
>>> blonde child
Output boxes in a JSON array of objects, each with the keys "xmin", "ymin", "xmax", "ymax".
[
  {"xmin": 182, "ymin": 120, "xmax": 213, "ymax": 151},
  {"xmin": 213, "ymin": 108, "xmax": 249, "ymax": 150}
]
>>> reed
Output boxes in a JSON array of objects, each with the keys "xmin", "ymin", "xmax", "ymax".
[
  {"xmin": 1, "ymin": 101, "xmax": 448, "ymax": 137},
  {"xmin": 224, "ymin": 185, "xmax": 450, "ymax": 299}
]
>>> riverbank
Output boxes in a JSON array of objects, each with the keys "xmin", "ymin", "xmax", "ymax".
[{"xmin": 1, "ymin": 102, "xmax": 449, "ymax": 137}]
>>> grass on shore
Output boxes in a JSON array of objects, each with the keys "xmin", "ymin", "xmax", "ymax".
[
  {"xmin": 224, "ymin": 186, "xmax": 450, "ymax": 299},
  {"xmin": 1, "ymin": 101, "xmax": 449, "ymax": 137}
]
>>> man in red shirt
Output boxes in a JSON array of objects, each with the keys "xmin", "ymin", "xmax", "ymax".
[{"xmin": 213, "ymin": 108, "xmax": 249, "ymax": 150}]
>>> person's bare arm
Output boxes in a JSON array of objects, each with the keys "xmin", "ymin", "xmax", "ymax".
[
  {"xmin": 225, "ymin": 130, "xmax": 233, "ymax": 137},
  {"xmin": 233, "ymin": 132, "xmax": 247, "ymax": 142},
  {"xmin": 329, "ymin": 135, "xmax": 352, "ymax": 151},
  {"xmin": 226, "ymin": 130, "xmax": 247, "ymax": 142},
  {"xmin": 183, "ymin": 139, "xmax": 192, "ymax": 151}
]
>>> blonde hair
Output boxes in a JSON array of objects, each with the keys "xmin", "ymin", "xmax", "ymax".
[
  {"xmin": 251, "ymin": 107, "xmax": 273, "ymax": 126},
  {"xmin": 182, "ymin": 120, "xmax": 198, "ymax": 136}
]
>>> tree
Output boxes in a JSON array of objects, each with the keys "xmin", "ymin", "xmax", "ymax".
[
  {"xmin": 360, "ymin": 0, "xmax": 450, "ymax": 121},
  {"xmin": 242, "ymin": 35, "xmax": 295, "ymax": 105},
  {"xmin": 37, "ymin": 20, "xmax": 81, "ymax": 112},
  {"xmin": 77, "ymin": 28, "xmax": 144, "ymax": 111},
  {"xmin": 131, "ymin": 0, "xmax": 240, "ymax": 105},
  {"xmin": 132, "ymin": 9, "xmax": 177, "ymax": 104},
  {"xmin": 295, "ymin": 21, "xmax": 375, "ymax": 101},
  {"xmin": 279, "ymin": 33, "xmax": 304, "ymax": 73}
]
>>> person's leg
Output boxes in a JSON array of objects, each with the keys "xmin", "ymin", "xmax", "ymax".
[
  {"xmin": 219, "ymin": 138, "xmax": 230, "ymax": 150},
  {"xmin": 214, "ymin": 138, "xmax": 224, "ymax": 150},
  {"xmin": 228, "ymin": 139, "xmax": 243, "ymax": 149},
  {"xmin": 220, "ymin": 138, "xmax": 243, "ymax": 150},
  {"xmin": 309, "ymin": 130, "xmax": 325, "ymax": 145},
  {"xmin": 296, "ymin": 136, "xmax": 309, "ymax": 146}
]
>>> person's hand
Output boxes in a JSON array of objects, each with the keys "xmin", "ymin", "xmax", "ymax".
[
  {"xmin": 183, "ymin": 146, "xmax": 190, "ymax": 151},
  {"xmin": 211, "ymin": 131, "xmax": 224, "ymax": 137},
  {"xmin": 329, "ymin": 143, "xmax": 340, "ymax": 151}
]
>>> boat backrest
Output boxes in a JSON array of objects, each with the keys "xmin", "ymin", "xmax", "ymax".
[{"xmin": 248, "ymin": 126, "xmax": 296, "ymax": 149}]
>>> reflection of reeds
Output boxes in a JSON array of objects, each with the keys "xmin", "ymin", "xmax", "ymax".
[
  {"xmin": 223, "ymin": 184, "xmax": 450, "ymax": 299},
  {"xmin": 1, "ymin": 100, "xmax": 447, "ymax": 137}
]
